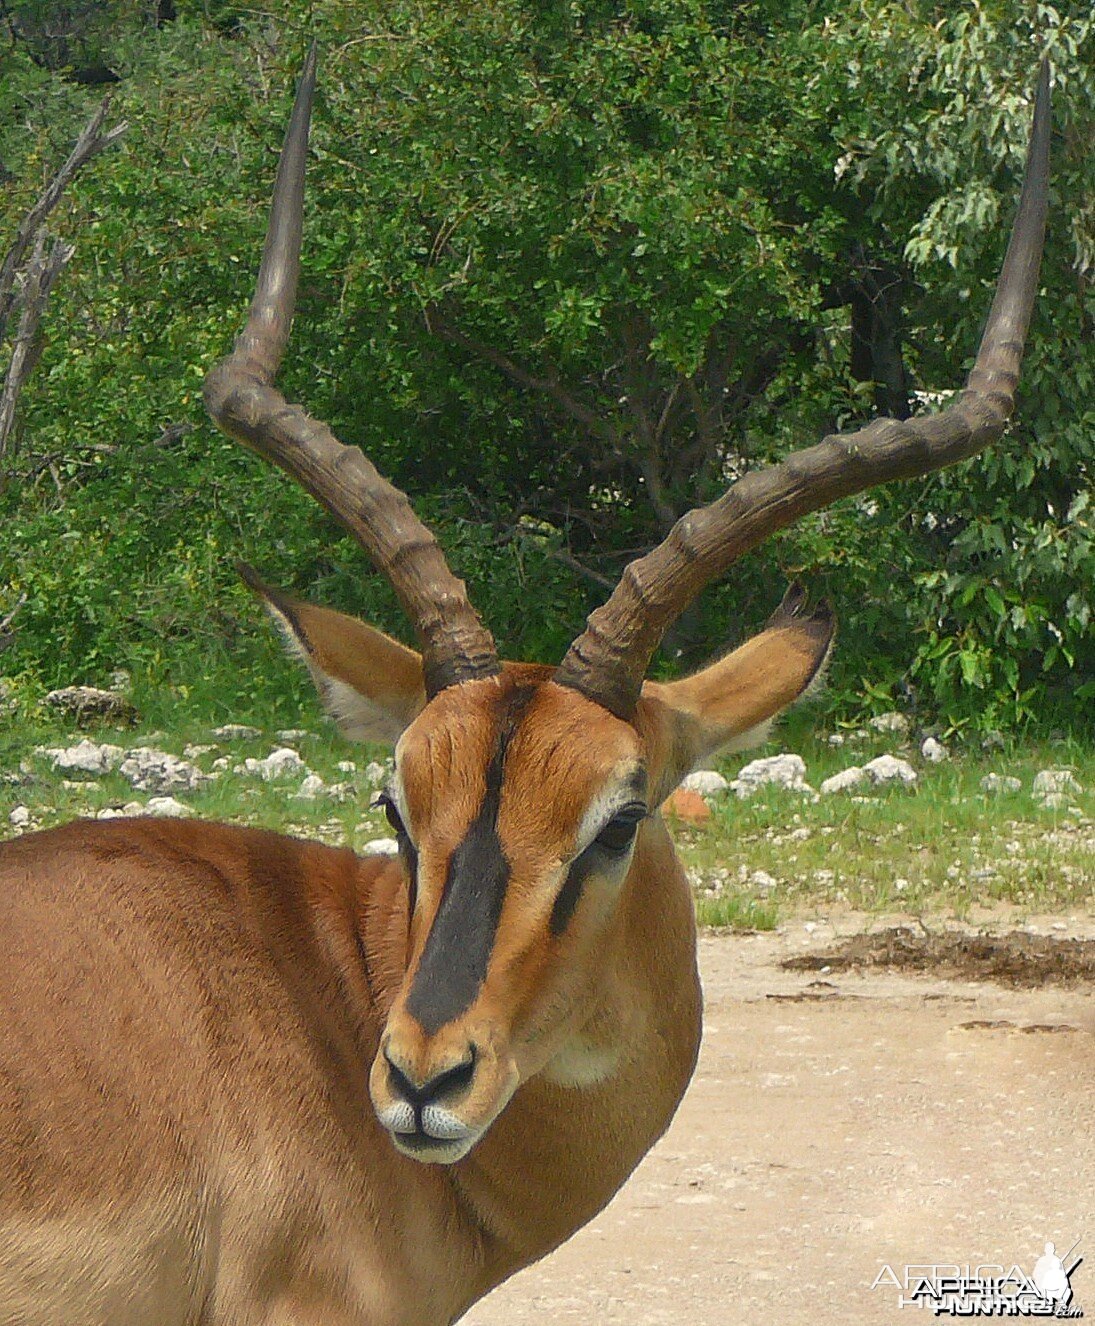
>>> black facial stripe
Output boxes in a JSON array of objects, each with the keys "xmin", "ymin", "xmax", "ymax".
[
  {"xmin": 550, "ymin": 849, "xmax": 598, "ymax": 937},
  {"xmin": 405, "ymin": 686, "xmax": 535, "ymax": 1035},
  {"xmin": 403, "ymin": 839, "xmax": 419, "ymax": 915}
]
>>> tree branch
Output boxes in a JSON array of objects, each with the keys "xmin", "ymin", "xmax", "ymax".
[
  {"xmin": 0, "ymin": 97, "xmax": 127, "ymax": 343},
  {"xmin": 0, "ymin": 591, "xmax": 26, "ymax": 652},
  {"xmin": 426, "ymin": 305, "xmax": 619, "ymax": 445},
  {"xmin": 0, "ymin": 232, "xmax": 74, "ymax": 475}
]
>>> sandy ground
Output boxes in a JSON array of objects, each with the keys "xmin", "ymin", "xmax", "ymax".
[{"xmin": 464, "ymin": 915, "xmax": 1094, "ymax": 1325}]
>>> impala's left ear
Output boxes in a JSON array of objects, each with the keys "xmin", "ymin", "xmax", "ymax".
[
  {"xmin": 638, "ymin": 584, "xmax": 834, "ymax": 804},
  {"xmin": 237, "ymin": 562, "xmax": 426, "ymax": 744}
]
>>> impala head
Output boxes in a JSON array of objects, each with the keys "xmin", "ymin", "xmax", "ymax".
[{"xmin": 205, "ymin": 51, "xmax": 1050, "ymax": 1163}]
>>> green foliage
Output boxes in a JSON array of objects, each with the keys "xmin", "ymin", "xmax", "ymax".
[{"xmin": 0, "ymin": 0, "xmax": 1091, "ymax": 733}]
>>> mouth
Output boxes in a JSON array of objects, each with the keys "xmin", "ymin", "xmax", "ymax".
[
  {"xmin": 375, "ymin": 1094, "xmax": 483, "ymax": 1165},
  {"xmin": 388, "ymin": 1126, "xmax": 478, "ymax": 1165}
]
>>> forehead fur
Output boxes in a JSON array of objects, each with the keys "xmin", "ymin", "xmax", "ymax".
[{"xmin": 395, "ymin": 670, "xmax": 643, "ymax": 846}]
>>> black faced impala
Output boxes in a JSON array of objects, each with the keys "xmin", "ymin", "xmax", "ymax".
[{"xmin": 0, "ymin": 51, "xmax": 1049, "ymax": 1325}]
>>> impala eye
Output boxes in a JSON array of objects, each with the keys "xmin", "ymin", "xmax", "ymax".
[{"xmin": 593, "ymin": 803, "xmax": 647, "ymax": 854}]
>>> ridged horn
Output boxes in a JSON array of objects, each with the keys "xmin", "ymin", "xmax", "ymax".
[
  {"xmin": 555, "ymin": 62, "xmax": 1052, "ymax": 720},
  {"xmin": 204, "ymin": 47, "xmax": 500, "ymax": 698}
]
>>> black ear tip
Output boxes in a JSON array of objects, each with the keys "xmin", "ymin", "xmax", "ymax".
[
  {"xmin": 812, "ymin": 596, "xmax": 837, "ymax": 637},
  {"xmin": 234, "ymin": 559, "xmax": 268, "ymax": 595},
  {"xmin": 783, "ymin": 580, "xmax": 807, "ymax": 610},
  {"xmin": 764, "ymin": 583, "xmax": 836, "ymax": 637}
]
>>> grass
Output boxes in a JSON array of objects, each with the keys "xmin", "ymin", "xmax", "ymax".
[
  {"xmin": 687, "ymin": 727, "xmax": 1094, "ymax": 927},
  {"xmin": 2, "ymin": 704, "xmax": 1093, "ymax": 932}
]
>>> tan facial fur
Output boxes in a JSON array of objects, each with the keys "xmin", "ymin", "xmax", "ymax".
[{"xmin": 254, "ymin": 578, "xmax": 832, "ymax": 1167}]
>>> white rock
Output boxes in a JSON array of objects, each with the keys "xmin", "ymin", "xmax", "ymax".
[
  {"xmin": 8, "ymin": 805, "xmax": 31, "ymax": 827},
  {"xmin": 862, "ymin": 754, "xmax": 918, "ymax": 786},
  {"xmin": 750, "ymin": 869, "xmax": 778, "ymax": 894},
  {"xmin": 868, "ymin": 711, "xmax": 910, "ymax": 735},
  {"xmin": 819, "ymin": 766, "xmax": 868, "ymax": 795},
  {"xmin": 97, "ymin": 801, "xmax": 150, "ymax": 819},
  {"xmin": 211, "ymin": 724, "xmax": 261, "ymax": 740},
  {"xmin": 920, "ymin": 737, "xmax": 948, "ymax": 763},
  {"xmin": 731, "ymin": 754, "xmax": 811, "ymax": 798},
  {"xmin": 363, "ymin": 761, "xmax": 389, "ymax": 786},
  {"xmin": 183, "ymin": 743, "xmax": 217, "ymax": 759},
  {"xmin": 681, "ymin": 770, "xmax": 730, "ymax": 798},
  {"xmin": 241, "ymin": 748, "xmax": 307, "ymax": 781},
  {"xmin": 276, "ymin": 729, "xmax": 310, "ymax": 742},
  {"xmin": 119, "ymin": 748, "xmax": 208, "ymax": 793},
  {"xmin": 144, "ymin": 796, "xmax": 194, "ymax": 818},
  {"xmin": 980, "ymin": 774, "xmax": 1022, "ymax": 795},
  {"xmin": 294, "ymin": 774, "xmax": 327, "ymax": 799},
  {"xmin": 336, "ymin": 761, "xmax": 357, "ymax": 774},
  {"xmin": 1038, "ymin": 792, "xmax": 1071, "ymax": 810},
  {"xmin": 826, "ymin": 733, "xmax": 845, "ymax": 747},
  {"xmin": 361, "ymin": 837, "xmax": 400, "ymax": 856},
  {"xmin": 1033, "ymin": 769, "xmax": 1082, "ymax": 798},
  {"xmin": 211, "ymin": 756, "xmax": 231, "ymax": 771},
  {"xmin": 48, "ymin": 739, "xmax": 125, "ymax": 775}
]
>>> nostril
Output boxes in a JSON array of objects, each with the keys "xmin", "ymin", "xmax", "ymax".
[
  {"xmin": 385, "ymin": 1047, "xmax": 477, "ymax": 1106},
  {"xmin": 429, "ymin": 1048, "xmax": 476, "ymax": 1101},
  {"xmin": 384, "ymin": 1051, "xmax": 419, "ymax": 1105}
]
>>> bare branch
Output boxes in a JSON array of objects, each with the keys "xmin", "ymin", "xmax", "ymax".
[
  {"xmin": 0, "ymin": 591, "xmax": 26, "ymax": 651},
  {"xmin": 0, "ymin": 97, "xmax": 127, "ymax": 343},
  {"xmin": 545, "ymin": 545, "xmax": 618, "ymax": 592},
  {"xmin": 0, "ymin": 232, "xmax": 74, "ymax": 475},
  {"xmin": 427, "ymin": 305, "xmax": 619, "ymax": 445}
]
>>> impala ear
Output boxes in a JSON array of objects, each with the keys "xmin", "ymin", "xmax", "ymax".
[
  {"xmin": 640, "ymin": 584, "xmax": 834, "ymax": 801},
  {"xmin": 238, "ymin": 562, "xmax": 426, "ymax": 743}
]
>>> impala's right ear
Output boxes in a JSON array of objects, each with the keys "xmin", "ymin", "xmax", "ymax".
[
  {"xmin": 639, "ymin": 584, "xmax": 834, "ymax": 804},
  {"xmin": 237, "ymin": 563, "xmax": 426, "ymax": 743}
]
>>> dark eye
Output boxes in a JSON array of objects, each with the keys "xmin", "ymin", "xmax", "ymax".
[
  {"xmin": 593, "ymin": 803, "xmax": 647, "ymax": 854},
  {"xmin": 374, "ymin": 792, "xmax": 406, "ymax": 838}
]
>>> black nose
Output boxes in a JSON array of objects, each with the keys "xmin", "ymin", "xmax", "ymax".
[{"xmin": 385, "ymin": 1048, "xmax": 476, "ymax": 1107}]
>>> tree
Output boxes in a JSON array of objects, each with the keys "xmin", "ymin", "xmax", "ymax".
[{"xmin": 0, "ymin": 0, "xmax": 1091, "ymax": 729}]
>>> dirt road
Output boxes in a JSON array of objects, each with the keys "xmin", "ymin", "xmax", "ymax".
[{"xmin": 465, "ymin": 917, "xmax": 1094, "ymax": 1325}]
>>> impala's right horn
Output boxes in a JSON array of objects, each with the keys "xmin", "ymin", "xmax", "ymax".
[
  {"xmin": 555, "ymin": 62, "xmax": 1051, "ymax": 721},
  {"xmin": 203, "ymin": 48, "xmax": 500, "ymax": 699}
]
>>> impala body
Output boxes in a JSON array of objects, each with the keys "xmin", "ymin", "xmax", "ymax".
[{"xmin": 0, "ymin": 51, "xmax": 1050, "ymax": 1326}]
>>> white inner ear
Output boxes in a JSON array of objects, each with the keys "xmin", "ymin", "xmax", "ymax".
[
  {"xmin": 262, "ymin": 600, "xmax": 409, "ymax": 745},
  {"xmin": 696, "ymin": 717, "xmax": 776, "ymax": 768},
  {"xmin": 316, "ymin": 675, "xmax": 409, "ymax": 745}
]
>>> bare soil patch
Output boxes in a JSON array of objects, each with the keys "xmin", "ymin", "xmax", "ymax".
[
  {"xmin": 783, "ymin": 925, "xmax": 1095, "ymax": 987},
  {"xmin": 464, "ymin": 917, "xmax": 1094, "ymax": 1326}
]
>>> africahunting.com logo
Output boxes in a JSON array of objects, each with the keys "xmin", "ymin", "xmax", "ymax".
[{"xmin": 871, "ymin": 1238, "xmax": 1083, "ymax": 1317}]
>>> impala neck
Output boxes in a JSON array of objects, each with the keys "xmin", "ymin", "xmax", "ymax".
[{"xmin": 407, "ymin": 816, "xmax": 703, "ymax": 1300}]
